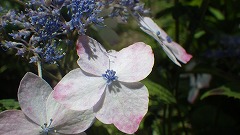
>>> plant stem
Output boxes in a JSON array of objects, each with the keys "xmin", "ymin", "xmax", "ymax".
[
  {"xmin": 163, "ymin": 105, "xmax": 167, "ymax": 135},
  {"xmin": 185, "ymin": 0, "xmax": 210, "ymax": 50},
  {"xmin": 11, "ymin": 0, "xmax": 26, "ymax": 8},
  {"xmin": 174, "ymin": 0, "xmax": 180, "ymax": 43},
  {"xmin": 42, "ymin": 68, "xmax": 60, "ymax": 82},
  {"xmin": 37, "ymin": 60, "xmax": 42, "ymax": 78},
  {"xmin": 167, "ymin": 105, "xmax": 172, "ymax": 135}
]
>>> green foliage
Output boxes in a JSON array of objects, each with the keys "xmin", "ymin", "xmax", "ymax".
[
  {"xmin": 0, "ymin": 99, "xmax": 20, "ymax": 111},
  {"xmin": 208, "ymin": 7, "xmax": 225, "ymax": 20},
  {"xmin": 201, "ymin": 86, "xmax": 240, "ymax": 100},
  {"xmin": 142, "ymin": 79, "xmax": 176, "ymax": 104}
]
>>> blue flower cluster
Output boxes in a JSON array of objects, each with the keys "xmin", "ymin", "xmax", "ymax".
[
  {"xmin": 105, "ymin": 0, "xmax": 149, "ymax": 22},
  {"xmin": 66, "ymin": 0, "xmax": 104, "ymax": 34},
  {"xmin": 1, "ymin": 2, "xmax": 65, "ymax": 63},
  {"xmin": 29, "ymin": 10, "xmax": 63, "ymax": 41},
  {"xmin": 0, "ymin": 0, "xmax": 106, "ymax": 64},
  {"xmin": 0, "ymin": 0, "xmax": 148, "ymax": 64}
]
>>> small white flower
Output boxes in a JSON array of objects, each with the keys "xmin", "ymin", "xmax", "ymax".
[
  {"xmin": 53, "ymin": 35, "xmax": 154, "ymax": 134},
  {"xmin": 138, "ymin": 16, "xmax": 192, "ymax": 66},
  {"xmin": 0, "ymin": 72, "xmax": 94, "ymax": 135}
]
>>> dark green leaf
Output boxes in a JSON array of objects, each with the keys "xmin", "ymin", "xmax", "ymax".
[
  {"xmin": 209, "ymin": 7, "xmax": 225, "ymax": 20},
  {"xmin": 142, "ymin": 79, "xmax": 176, "ymax": 104},
  {"xmin": 201, "ymin": 86, "xmax": 240, "ymax": 100}
]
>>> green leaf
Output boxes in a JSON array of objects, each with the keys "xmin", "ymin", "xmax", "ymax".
[
  {"xmin": 209, "ymin": 7, "xmax": 225, "ymax": 20},
  {"xmin": 201, "ymin": 86, "xmax": 240, "ymax": 100},
  {"xmin": 194, "ymin": 30, "xmax": 205, "ymax": 39},
  {"xmin": 142, "ymin": 79, "xmax": 176, "ymax": 104},
  {"xmin": 186, "ymin": 0, "xmax": 202, "ymax": 7},
  {"xmin": 0, "ymin": 99, "xmax": 20, "ymax": 111}
]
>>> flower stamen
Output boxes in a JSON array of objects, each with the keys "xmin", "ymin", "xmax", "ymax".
[
  {"xmin": 102, "ymin": 69, "xmax": 118, "ymax": 85},
  {"xmin": 40, "ymin": 118, "xmax": 54, "ymax": 135}
]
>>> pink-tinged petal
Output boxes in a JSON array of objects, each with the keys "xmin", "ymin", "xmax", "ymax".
[
  {"xmin": 187, "ymin": 88, "xmax": 199, "ymax": 104},
  {"xmin": 139, "ymin": 17, "xmax": 192, "ymax": 66},
  {"xmin": 111, "ymin": 42, "xmax": 154, "ymax": 82},
  {"xmin": 46, "ymin": 91, "xmax": 95, "ymax": 134},
  {"xmin": 18, "ymin": 72, "xmax": 52, "ymax": 125},
  {"xmin": 164, "ymin": 41, "xmax": 192, "ymax": 64},
  {"xmin": 94, "ymin": 82, "xmax": 149, "ymax": 134},
  {"xmin": 0, "ymin": 110, "xmax": 40, "ymax": 135},
  {"xmin": 139, "ymin": 17, "xmax": 163, "ymax": 37},
  {"xmin": 139, "ymin": 17, "xmax": 181, "ymax": 66},
  {"xmin": 76, "ymin": 35, "xmax": 109, "ymax": 76},
  {"xmin": 161, "ymin": 44, "xmax": 182, "ymax": 67},
  {"xmin": 53, "ymin": 68, "xmax": 106, "ymax": 111},
  {"xmin": 188, "ymin": 74, "xmax": 211, "ymax": 104},
  {"xmin": 139, "ymin": 17, "xmax": 170, "ymax": 44}
]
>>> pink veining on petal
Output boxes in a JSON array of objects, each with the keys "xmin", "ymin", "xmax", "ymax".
[
  {"xmin": 26, "ymin": 107, "xmax": 33, "ymax": 112},
  {"xmin": 76, "ymin": 43, "xmax": 80, "ymax": 54},
  {"xmin": 53, "ymin": 83, "xmax": 72, "ymax": 101},
  {"xmin": 76, "ymin": 35, "xmax": 95, "ymax": 59},
  {"xmin": 114, "ymin": 115, "xmax": 144, "ymax": 134},
  {"xmin": 129, "ymin": 115, "xmax": 144, "ymax": 127},
  {"xmin": 76, "ymin": 37, "xmax": 85, "ymax": 56}
]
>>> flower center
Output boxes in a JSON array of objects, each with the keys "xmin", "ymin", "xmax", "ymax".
[
  {"xmin": 40, "ymin": 119, "xmax": 54, "ymax": 135},
  {"xmin": 102, "ymin": 69, "xmax": 118, "ymax": 85}
]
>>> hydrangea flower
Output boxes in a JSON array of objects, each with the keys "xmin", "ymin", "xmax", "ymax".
[
  {"xmin": 0, "ymin": 72, "xmax": 95, "ymax": 135},
  {"xmin": 0, "ymin": 6, "xmax": 65, "ymax": 64},
  {"xmin": 53, "ymin": 35, "xmax": 154, "ymax": 134},
  {"xmin": 0, "ymin": 0, "xmax": 106, "ymax": 64},
  {"xmin": 139, "ymin": 17, "xmax": 192, "ymax": 67},
  {"xmin": 105, "ymin": 0, "xmax": 149, "ymax": 22},
  {"xmin": 66, "ymin": 0, "xmax": 104, "ymax": 34}
]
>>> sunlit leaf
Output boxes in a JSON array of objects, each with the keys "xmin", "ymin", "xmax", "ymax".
[
  {"xmin": 0, "ymin": 99, "xmax": 20, "ymax": 110},
  {"xmin": 185, "ymin": 0, "xmax": 202, "ymax": 7},
  {"xmin": 201, "ymin": 86, "xmax": 240, "ymax": 100}
]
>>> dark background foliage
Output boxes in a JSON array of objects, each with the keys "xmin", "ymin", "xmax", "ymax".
[{"xmin": 1, "ymin": 0, "xmax": 240, "ymax": 135}]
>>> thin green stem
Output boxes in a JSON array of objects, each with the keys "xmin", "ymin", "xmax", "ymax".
[
  {"xmin": 10, "ymin": 0, "xmax": 26, "ymax": 7},
  {"xmin": 167, "ymin": 105, "xmax": 172, "ymax": 135},
  {"xmin": 162, "ymin": 105, "xmax": 167, "ymax": 135},
  {"xmin": 174, "ymin": 0, "xmax": 180, "ymax": 43},
  {"xmin": 43, "ymin": 70, "xmax": 60, "ymax": 82},
  {"xmin": 37, "ymin": 60, "xmax": 42, "ymax": 78},
  {"xmin": 185, "ymin": 0, "xmax": 210, "ymax": 50},
  {"xmin": 175, "ymin": 104, "xmax": 188, "ymax": 135},
  {"xmin": 172, "ymin": 0, "xmax": 189, "ymax": 134}
]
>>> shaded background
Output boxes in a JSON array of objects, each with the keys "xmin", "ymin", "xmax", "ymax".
[{"xmin": 1, "ymin": 0, "xmax": 240, "ymax": 135}]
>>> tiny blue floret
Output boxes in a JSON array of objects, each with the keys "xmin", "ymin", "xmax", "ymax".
[
  {"xmin": 166, "ymin": 36, "xmax": 172, "ymax": 43},
  {"xmin": 102, "ymin": 69, "xmax": 118, "ymax": 85}
]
